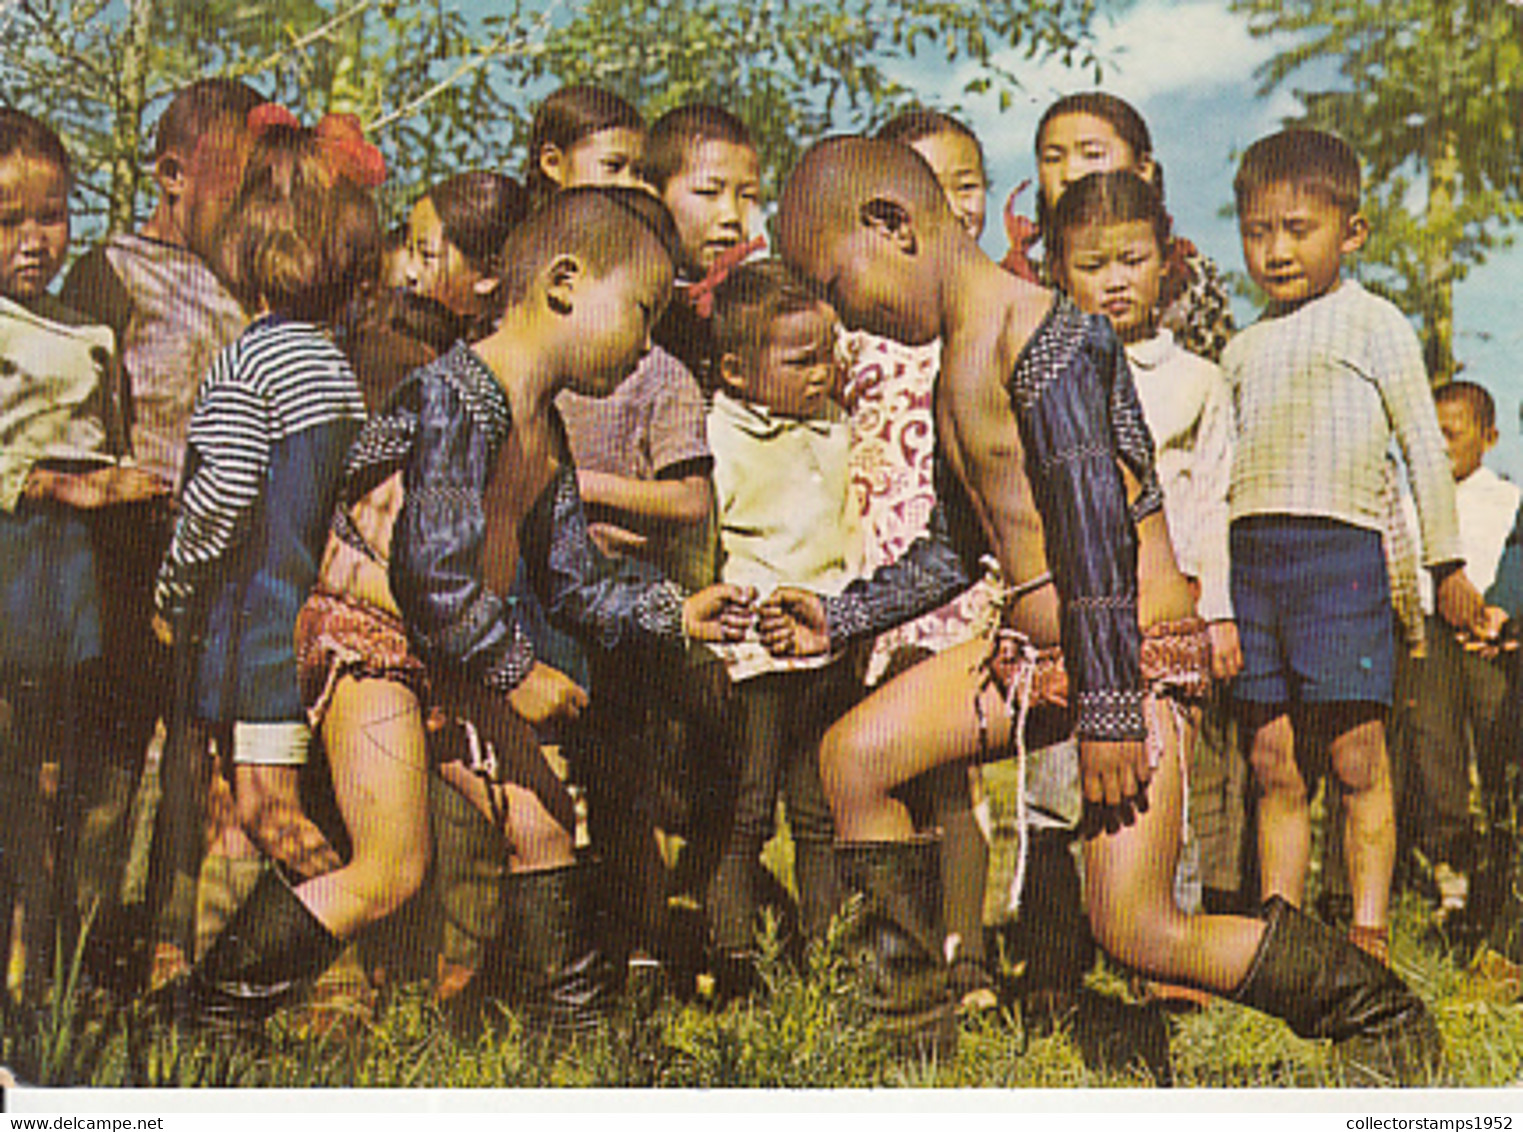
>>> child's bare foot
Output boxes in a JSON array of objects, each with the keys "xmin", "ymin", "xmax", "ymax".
[{"xmin": 1348, "ymin": 924, "xmax": 1390, "ymax": 965}]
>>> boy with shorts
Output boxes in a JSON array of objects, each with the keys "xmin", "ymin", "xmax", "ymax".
[
  {"xmin": 1225, "ymin": 129, "xmax": 1489, "ymax": 964},
  {"xmin": 763, "ymin": 135, "xmax": 1442, "ymax": 1082}
]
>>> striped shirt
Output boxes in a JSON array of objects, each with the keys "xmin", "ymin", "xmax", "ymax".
[
  {"xmin": 1223, "ymin": 280, "xmax": 1460, "ymax": 568},
  {"xmin": 156, "ymin": 315, "xmax": 368, "ymax": 616}
]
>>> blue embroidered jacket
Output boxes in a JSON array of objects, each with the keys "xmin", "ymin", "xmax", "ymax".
[
  {"xmin": 339, "ymin": 341, "xmax": 687, "ymax": 693},
  {"xmin": 822, "ymin": 298, "xmax": 1161, "ymax": 742}
]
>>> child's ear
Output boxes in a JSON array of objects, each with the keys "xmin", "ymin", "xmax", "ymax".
[
  {"xmin": 154, "ymin": 151, "xmax": 189, "ymax": 198},
  {"xmin": 538, "ymin": 142, "xmax": 566, "ymax": 189},
  {"xmin": 717, "ymin": 351, "xmax": 749, "ymax": 396},
  {"xmin": 545, "ymin": 254, "xmax": 580, "ymax": 315},
  {"xmin": 860, "ymin": 197, "xmax": 917, "ymax": 255},
  {"xmin": 1342, "ymin": 211, "xmax": 1371, "ymax": 254}
]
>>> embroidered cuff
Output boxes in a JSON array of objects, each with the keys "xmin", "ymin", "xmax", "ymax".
[
  {"xmin": 1075, "ymin": 688, "xmax": 1147, "ymax": 742},
  {"xmin": 633, "ymin": 578, "xmax": 688, "ymax": 642},
  {"xmin": 821, "ymin": 592, "xmax": 870, "ymax": 649},
  {"xmin": 481, "ymin": 621, "xmax": 535, "ymax": 695}
]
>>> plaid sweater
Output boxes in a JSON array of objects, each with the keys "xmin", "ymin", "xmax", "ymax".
[{"xmin": 1223, "ymin": 281, "xmax": 1460, "ymax": 569}]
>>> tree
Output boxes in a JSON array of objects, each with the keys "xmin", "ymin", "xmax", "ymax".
[
  {"xmin": 1, "ymin": 0, "xmax": 1109, "ymax": 235},
  {"xmin": 1230, "ymin": 0, "xmax": 1523, "ymax": 381}
]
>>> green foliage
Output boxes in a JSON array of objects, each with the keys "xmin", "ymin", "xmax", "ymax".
[
  {"xmin": 1228, "ymin": 0, "xmax": 1523, "ymax": 377},
  {"xmin": 0, "ymin": 0, "xmax": 1108, "ymax": 235}
]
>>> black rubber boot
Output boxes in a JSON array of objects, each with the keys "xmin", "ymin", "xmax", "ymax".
[
  {"xmin": 498, "ymin": 862, "xmax": 613, "ymax": 1038},
  {"xmin": 1234, "ymin": 896, "xmax": 1444, "ymax": 1086},
  {"xmin": 835, "ymin": 836, "xmax": 956, "ymax": 1058},
  {"xmin": 158, "ymin": 869, "xmax": 345, "ymax": 1029}
]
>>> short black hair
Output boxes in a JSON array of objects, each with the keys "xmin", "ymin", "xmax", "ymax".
[
  {"xmin": 1435, "ymin": 380, "xmax": 1497, "ymax": 432},
  {"xmin": 1235, "ymin": 128, "xmax": 1361, "ymax": 215},
  {"xmin": 712, "ymin": 258, "xmax": 822, "ymax": 363},
  {"xmin": 0, "ymin": 106, "xmax": 71, "ymax": 181},
  {"xmin": 153, "ymin": 78, "xmax": 265, "ymax": 161},
  {"xmin": 1049, "ymin": 170, "xmax": 1171, "ymax": 275},
  {"xmin": 496, "ymin": 185, "xmax": 680, "ymax": 310},
  {"xmin": 426, "ymin": 170, "xmax": 531, "ymax": 275},
  {"xmin": 876, "ymin": 108, "xmax": 986, "ymax": 171},
  {"xmin": 642, "ymin": 104, "xmax": 755, "ymax": 192},
  {"xmin": 526, "ymin": 85, "xmax": 645, "ymax": 207}
]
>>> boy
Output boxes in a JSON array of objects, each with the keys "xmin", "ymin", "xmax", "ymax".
[
  {"xmin": 1402, "ymin": 382, "xmax": 1521, "ymax": 914},
  {"xmin": 643, "ymin": 104, "xmax": 763, "ymax": 388},
  {"xmin": 1225, "ymin": 129, "xmax": 1488, "ymax": 965},
  {"xmin": 58, "ymin": 79, "xmax": 272, "ymax": 983},
  {"xmin": 703, "ymin": 260, "xmax": 860, "ymax": 995},
  {"xmin": 764, "ymin": 135, "xmax": 1440, "ymax": 1082},
  {"xmin": 169, "ymin": 186, "xmax": 753, "ymax": 1028}
]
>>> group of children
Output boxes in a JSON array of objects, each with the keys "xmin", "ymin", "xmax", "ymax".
[{"xmin": 2, "ymin": 69, "xmax": 1520, "ymax": 1087}]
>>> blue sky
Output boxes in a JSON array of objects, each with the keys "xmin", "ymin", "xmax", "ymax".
[{"xmin": 902, "ymin": 0, "xmax": 1523, "ymax": 481}]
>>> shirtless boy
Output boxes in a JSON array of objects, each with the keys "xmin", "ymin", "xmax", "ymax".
[{"xmin": 763, "ymin": 136, "xmax": 1440, "ymax": 1083}]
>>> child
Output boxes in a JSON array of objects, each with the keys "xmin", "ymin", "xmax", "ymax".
[
  {"xmin": 0, "ymin": 107, "xmax": 166, "ymax": 999},
  {"xmin": 703, "ymin": 259, "xmax": 859, "ymax": 995},
  {"xmin": 1004, "ymin": 91, "xmax": 1235, "ymax": 364},
  {"xmin": 1225, "ymin": 129, "xmax": 1488, "ymax": 969},
  {"xmin": 171, "ymin": 186, "xmax": 752, "ymax": 1031},
  {"xmin": 850, "ymin": 108, "xmax": 1004, "ymax": 1010},
  {"xmin": 764, "ymin": 135, "xmax": 1442, "ymax": 1082},
  {"xmin": 1401, "ymin": 381, "xmax": 1521, "ymax": 914},
  {"xmin": 59, "ymin": 78, "xmax": 264, "ymax": 970},
  {"xmin": 532, "ymin": 88, "xmax": 721, "ymax": 999},
  {"xmin": 643, "ymin": 104, "xmax": 764, "ymax": 389},
  {"xmin": 150, "ymin": 107, "xmax": 383, "ymax": 951},
  {"xmin": 524, "ymin": 84, "xmax": 646, "ymax": 209},
  {"xmin": 1051, "ymin": 168, "xmax": 1238, "ymax": 1003}
]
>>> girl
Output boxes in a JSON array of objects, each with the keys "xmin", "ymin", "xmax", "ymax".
[
  {"xmin": 150, "ymin": 106, "xmax": 381, "ymax": 988},
  {"xmin": 0, "ymin": 107, "xmax": 166, "ymax": 1000},
  {"xmin": 1004, "ymin": 92, "xmax": 1236, "ymax": 365},
  {"xmin": 524, "ymin": 84, "xmax": 646, "ymax": 208},
  {"xmin": 1050, "ymin": 172, "xmax": 1242, "ymax": 990}
]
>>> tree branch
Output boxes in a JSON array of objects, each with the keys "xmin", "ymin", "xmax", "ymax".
[
  {"xmin": 365, "ymin": 0, "xmax": 570, "ymax": 134},
  {"xmin": 231, "ymin": 0, "xmax": 375, "ymax": 80}
]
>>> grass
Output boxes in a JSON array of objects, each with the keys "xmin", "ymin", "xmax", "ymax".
[{"xmin": 2, "ymin": 887, "xmax": 1522, "ymax": 1090}]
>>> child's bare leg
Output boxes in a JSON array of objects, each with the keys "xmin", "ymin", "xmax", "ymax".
[
  {"xmin": 1324, "ymin": 708, "xmax": 1394, "ymax": 933},
  {"xmin": 1249, "ymin": 710, "xmax": 1312, "ymax": 906},
  {"xmin": 1084, "ymin": 707, "xmax": 1265, "ymax": 992},
  {"xmin": 820, "ymin": 639, "xmax": 1009, "ymax": 841},
  {"xmin": 435, "ymin": 760, "xmax": 575, "ymax": 872},
  {"xmin": 234, "ymin": 764, "xmax": 343, "ymax": 880},
  {"xmin": 296, "ymin": 678, "xmax": 430, "ymax": 940}
]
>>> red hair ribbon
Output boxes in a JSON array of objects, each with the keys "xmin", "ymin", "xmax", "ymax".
[
  {"xmin": 315, "ymin": 113, "xmax": 386, "ymax": 189},
  {"xmin": 685, "ymin": 234, "xmax": 769, "ymax": 319},
  {"xmin": 999, "ymin": 179, "xmax": 1042, "ymax": 282},
  {"xmin": 244, "ymin": 104, "xmax": 386, "ymax": 189}
]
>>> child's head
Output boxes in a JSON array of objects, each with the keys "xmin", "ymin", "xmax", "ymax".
[
  {"xmin": 777, "ymin": 135, "xmax": 955, "ymax": 348},
  {"xmin": 1434, "ymin": 381, "xmax": 1498, "ymax": 483},
  {"xmin": 151, "ymin": 78, "xmax": 266, "ymax": 263},
  {"xmin": 643, "ymin": 104, "xmax": 760, "ymax": 279},
  {"xmin": 1050, "ymin": 170, "xmax": 1171, "ymax": 344},
  {"xmin": 0, "ymin": 108, "xmax": 71, "ymax": 303},
  {"xmin": 496, "ymin": 185, "xmax": 681, "ymax": 396},
  {"xmin": 526, "ymin": 85, "xmax": 646, "ymax": 206},
  {"xmin": 1233, "ymin": 128, "xmax": 1367, "ymax": 309},
  {"xmin": 876, "ymin": 109, "xmax": 988, "ymax": 241},
  {"xmin": 714, "ymin": 259, "xmax": 839, "ymax": 419},
  {"xmin": 405, "ymin": 171, "xmax": 530, "ymax": 321},
  {"xmin": 1035, "ymin": 92, "xmax": 1158, "ymax": 228},
  {"xmin": 217, "ymin": 119, "xmax": 383, "ymax": 323}
]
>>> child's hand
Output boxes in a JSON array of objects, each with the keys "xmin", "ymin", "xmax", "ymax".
[
  {"xmin": 43, "ymin": 466, "xmax": 170, "ymax": 509},
  {"xmin": 1461, "ymin": 605, "xmax": 1516, "ymax": 658},
  {"xmin": 508, "ymin": 662, "xmax": 589, "ymax": 725},
  {"xmin": 1208, "ymin": 620, "xmax": 1243, "ymax": 681},
  {"xmin": 683, "ymin": 584, "xmax": 756, "ymax": 643},
  {"xmin": 1436, "ymin": 569, "xmax": 1488, "ymax": 639},
  {"xmin": 1079, "ymin": 738, "xmax": 1152, "ymax": 810},
  {"xmin": 587, "ymin": 521, "xmax": 649, "ymax": 558},
  {"xmin": 150, "ymin": 612, "xmax": 174, "ymax": 647},
  {"xmin": 756, "ymin": 587, "xmax": 830, "ymax": 657}
]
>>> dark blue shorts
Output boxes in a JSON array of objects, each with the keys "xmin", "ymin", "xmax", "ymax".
[{"xmin": 1230, "ymin": 516, "xmax": 1394, "ymax": 707}]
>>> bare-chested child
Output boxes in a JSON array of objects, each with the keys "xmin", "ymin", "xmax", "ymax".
[
  {"xmin": 162, "ymin": 186, "xmax": 753, "ymax": 1033},
  {"xmin": 761, "ymin": 136, "xmax": 1441, "ymax": 1083}
]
